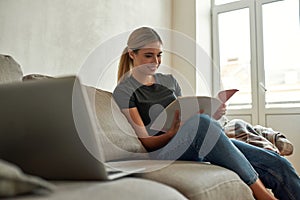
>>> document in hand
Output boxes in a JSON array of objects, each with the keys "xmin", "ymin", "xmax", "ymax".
[{"xmin": 150, "ymin": 89, "xmax": 238, "ymax": 132}]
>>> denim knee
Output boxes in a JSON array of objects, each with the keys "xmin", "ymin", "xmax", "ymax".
[{"xmin": 174, "ymin": 114, "xmax": 220, "ymax": 161}]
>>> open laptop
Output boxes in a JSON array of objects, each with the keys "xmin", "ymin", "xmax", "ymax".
[{"xmin": 0, "ymin": 76, "xmax": 144, "ymax": 180}]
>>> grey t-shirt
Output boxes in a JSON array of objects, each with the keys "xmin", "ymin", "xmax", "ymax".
[{"xmin": 112, "ymin": 73, "xmax": 182, "ymax": 136}]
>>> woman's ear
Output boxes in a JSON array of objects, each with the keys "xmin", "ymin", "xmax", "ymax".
[{"xmin": 128, "ymin": 50, "xmax": 135, "ymax": 60}]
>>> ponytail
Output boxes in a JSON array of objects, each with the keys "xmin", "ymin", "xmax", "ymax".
[{"xmin": 117, "ymin": 47, "xmax": 132, "ymax": 82}]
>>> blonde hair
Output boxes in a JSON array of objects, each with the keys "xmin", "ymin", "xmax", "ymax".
[{"xmin": 117, "ymin": 27, "xmax": 163, "ymax": 81}]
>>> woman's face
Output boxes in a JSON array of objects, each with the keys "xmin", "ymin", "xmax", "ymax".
[{"xmin": 129, "ymin": 41, "xmax": 163, "ymax": 75}]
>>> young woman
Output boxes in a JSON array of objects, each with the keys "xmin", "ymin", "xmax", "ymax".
[{"xmin": 112, "ymin": 27, "xmax": 300, "ymax": 200}]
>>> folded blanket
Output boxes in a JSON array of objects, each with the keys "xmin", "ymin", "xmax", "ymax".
[
  {"xmin": 253, "ymin": 124, "xmax": 294, "ymax": 156},
  {"xmin": 222, "ymin": 119, "xmax": 294, "ymax": 156}
]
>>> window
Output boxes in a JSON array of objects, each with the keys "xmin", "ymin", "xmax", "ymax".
[
  {"xmin": 213, "ymin": 0, "xmax": 300, "ymax": 111},
  {"xmin": 262, "ymin": 0, "xmax": 300, "ymax": 107},
  {"xmin": 218, "ymin": 8, "xmax": 252, "ymax": 108}
]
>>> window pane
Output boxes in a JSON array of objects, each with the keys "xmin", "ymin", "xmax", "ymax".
[
  {"xmin": 218, "ymin": 8, "xmax": 252, "ymax": 109},
  {"xmin": 263, "ymin": 0, "xmax": 300, "ymax": 108}
]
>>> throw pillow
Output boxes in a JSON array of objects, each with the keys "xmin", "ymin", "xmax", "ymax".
[
  {"xmin": 22, "ymin": 74, "xmax": 53, "ymax": 81},
  {"xmin": 0, "ymin": 54, "xmax": 23, "ymax": 84}
]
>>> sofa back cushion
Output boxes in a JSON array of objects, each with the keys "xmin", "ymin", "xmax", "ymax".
[
  {"xmin": 0, "ymin": 55, "xmax": 23, "ymax": 84},
  {"xmin": 85, "ymin": 86, "xmax": 148, "ymax": 161}
]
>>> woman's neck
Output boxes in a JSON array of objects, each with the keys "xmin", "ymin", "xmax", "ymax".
[{"xmin": 132, "ymin": 72, "xmax": 156, "ymax": 86}]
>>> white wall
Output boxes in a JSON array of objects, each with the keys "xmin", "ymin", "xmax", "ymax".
[
  {"xmin": 267, "ymin": 114, "xmax": 300, "ymax": 174},
  {"xmin": 196, "ymin": 0, "xmax": 213, "ymax": 96},
  {"xmin": 0, "ymin": 0, "xmax": 172, "ymax": 91},
  {"xmin": 171, "ymin": 0, "xmax": 213, "ymax": 96},
  {"xmin": 0, "ymin": 0, "xmax": 213, "ymax": 93},
  {"xmin": 171, "ymin": 0, "xmax": 196, "ymax": 96}
]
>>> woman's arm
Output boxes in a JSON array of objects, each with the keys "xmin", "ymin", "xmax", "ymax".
[{"xmin": 121, "ymin": 107, "xmax": 181, "ymax": 151}]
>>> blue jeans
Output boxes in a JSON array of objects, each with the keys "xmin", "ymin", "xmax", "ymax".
[
  {"xmin": 231, "ymin": 139, "xmax": 300, "ymax": 200},
  {"xmin": 150, "ymin": 114, "xmax": 300, "ymax": 200}
]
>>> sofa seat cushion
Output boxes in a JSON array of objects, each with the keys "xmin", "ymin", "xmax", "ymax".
[
  {"xmin": 135, "ymin": 161, "xmax": 254, "ymax": 200},
  {"xmin": 12, "ymin": 178, "xmax": 187, "ymax": 200}
]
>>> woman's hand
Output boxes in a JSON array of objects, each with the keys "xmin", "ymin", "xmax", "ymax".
[
  {"xmin": 213, "ymin": 103, "xmax": 227, "ymax": 120},
  {"xmin": 166, "ymin": 110, "xmax": 181, "ymax": 138}
]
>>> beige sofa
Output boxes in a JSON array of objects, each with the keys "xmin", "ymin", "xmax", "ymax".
[{"xmin": 0, "ymin": 54, "xmax": 254, "ymax": 200}]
